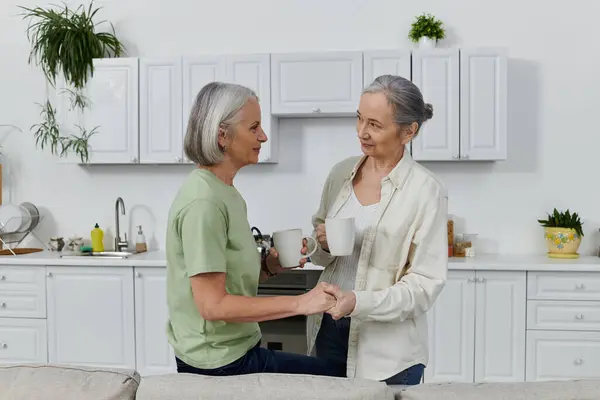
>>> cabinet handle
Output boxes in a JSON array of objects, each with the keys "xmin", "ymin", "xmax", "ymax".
[
  {"xmin": 135, "ymin": 272, "xmax": 141, "ymax": 278},
  {"xmin": 575, "ymin": 284, "xmax": 585, "ymax": 290},
  {"xmin": 0, "ymin": 302, "xmax": 5, "ymax": 308},
  {"xmin": 477, "ymin": 277, "xmax": 485, "ymax": 283},
  {"xmin": 0, "ymin": 343, "xmax": 6, "ymax": 349},
  {"xmin": 574, "ymin": 358, "xmax": 583, "ymax": 365},
  {"xmin": 0, "ymin": 275, "xmax": 5, "ymax": 280},
  {"xmin": 47, "ymin": 272, "xmax": 52, "ymax": 277},
  {"xmin": 462, "ymin": 154, "xmax": 470, "ymax": 160},
  {"xmin": 468, "ymin": 277, "xmax": 476, "ymax": 282},
  {"xmin": 312, "ymin": 108, "xmax": 321, "ymax": 113},
  {"xmin": 575, "ymin": 313, "xmax": 584, "ymax": 320},
  {"xmin": 131, "ymin": 157, "xmax": 138, "ymax": 163},
  {"xmin": 452, "ymin": 156, "xmax": 459, "ymax": 160},
  {"xmin": 175, "ymin": 157, "xmax": 182, "ymax": 163}
]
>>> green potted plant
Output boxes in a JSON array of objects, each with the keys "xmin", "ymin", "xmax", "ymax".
[
  {"xmin": 19, "ymin": 1, "xmax": 125, "ymax": 163},
  {"xmin": 408, "ymin": 13, "xmax": 446, "ymax": 49},
  {"xmin": 537, "ymin": 208, "xmax": 584, "ymax": 258}
]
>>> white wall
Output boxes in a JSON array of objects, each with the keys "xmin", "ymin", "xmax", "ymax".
[{"xmin": 1, "ymin": 0, "xmax": 599, "ymax": 255}]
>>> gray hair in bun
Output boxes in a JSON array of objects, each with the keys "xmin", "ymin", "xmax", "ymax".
[{"xmin": 363, "ymin": 74, "xmax": 433, "ymax": 136}]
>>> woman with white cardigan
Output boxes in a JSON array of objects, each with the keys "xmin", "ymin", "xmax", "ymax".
[{"xmin": 306, "ymin": 75, "xmax": 449, "ymax": 385}]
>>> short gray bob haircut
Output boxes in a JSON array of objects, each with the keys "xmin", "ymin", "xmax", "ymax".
[
  {"xmin": 184, "ymin": 81, "xmax": 257, "ymax": 166},
  {"xmin": 363, "ymin": 75, "xmax": 433, "ymax": 135}
]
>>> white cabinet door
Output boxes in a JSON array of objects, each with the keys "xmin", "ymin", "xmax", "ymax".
[
  {"xmin": 460, "ymin": 48, "xmax": 507, "ymax": 160},
  {"xmin": 474, "ymin": 271, "xmax": 526, "ymax": 382},
  {"xmin": 425, "ymin": 270, "xmax": 476, "ymax": 383},
  {"xmin": 182, "ymin": 56, "xmax": 227, "ymax": 164},
  {"xmin": 271, "ymin": 52, "xmax": 363, "ymax": 116},
  {"xmin": 134, "ymin": 267, "xmax": 176, "ymax": 376},
  {"xmin": 526, "ymin": 330, "xmax": 600, "ymax": 381},
  {"xmin": 0, "ymin": 318, "xmax": 47, "ymax": 364},
  {"xmin": 411, "ymin": 49, "xmax": 460, "ymax": 161},
  {"xmin": 363, "ymin": 50, "xmax": 411, "ymax": 84},
  {"xmin": 46, "ymin": 266, "xmax": 135, "ymax": 369},
  {"xmin": 139, "ymin": 57, "xmax": 183, "ymax": 164},
  {"xmin": 80, "ymin": 58, "xmax": 140, "ymax": 164},
  {"xmin": 225, "ymin": 54, "xmax": 278, "ymax": 163}
]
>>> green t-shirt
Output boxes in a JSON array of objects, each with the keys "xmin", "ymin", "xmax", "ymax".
[{"xmin": 165, "ymin": 169, "xmax": 261, "ymax": 369}]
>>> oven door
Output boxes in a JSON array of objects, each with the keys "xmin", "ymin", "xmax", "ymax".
[{"xmin": 257, "ymin": 288, "xmax": 308, "ymax": 355}]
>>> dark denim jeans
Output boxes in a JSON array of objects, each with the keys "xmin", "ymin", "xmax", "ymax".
[
  {"xmin": 315, "ymin": 313, "xmax": 425, "ymax": 385},
  {"xmin": 176, "ymin": 341, "xmax": 341, "ymax": 377}
]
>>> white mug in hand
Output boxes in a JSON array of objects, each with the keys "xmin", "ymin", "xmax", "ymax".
[
  {"xmin": 325, "ymin": 217, "xmax": 356, "ymax": 256},
  {"xmin": 272, "ymin": 229, "xmax": 318, "ymax": 268}
]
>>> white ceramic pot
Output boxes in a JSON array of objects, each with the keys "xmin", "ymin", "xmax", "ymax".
[{"xmin": 418, "ymin": 36, "xmax": 437, "ymax": 49}]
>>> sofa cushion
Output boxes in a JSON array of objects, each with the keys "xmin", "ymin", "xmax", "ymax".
[
  {"xmin": 0, "ymin": 364, "xmax": 140, "ymax": 400},
  {"xmin": 395, "ymin": 379, "xmax": 600, "ymax": 400},
  {"xmin": 137, "ymin": 373, "xmax": 395, "ymax": 400}
]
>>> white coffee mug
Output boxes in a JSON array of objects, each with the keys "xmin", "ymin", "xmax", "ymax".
[
  {"xmin": 325, "ymin": 217, "xmax": 356, "ymax": 256},
  {"xmin": 272, "ymin": 228, "xmax": 318, "ymax": 268}
]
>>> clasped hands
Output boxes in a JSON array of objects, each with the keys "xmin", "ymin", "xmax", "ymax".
[{"xmin": 303, "ymin": 281, "xmax": 356, "ymax": 320}]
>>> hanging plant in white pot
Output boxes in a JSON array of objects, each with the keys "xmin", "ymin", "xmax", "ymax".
[{"xmin": 408, "ymin": 13, "xmax": 446, "ymax": 49}]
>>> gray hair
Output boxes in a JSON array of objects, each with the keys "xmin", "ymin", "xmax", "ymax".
[
  {"xmin": 363, "ymin": 75, "xmax": 433, "ymax": 135},
  {"xmin": 184, "ymin": 81, "xmax": 257, "ymax": 165}
]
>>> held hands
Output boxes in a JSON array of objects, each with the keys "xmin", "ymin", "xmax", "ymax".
[
  {"xmin": 296, "ymin": 282, "xmax": 357, "ymax": 319},
  {"xmin": 321, "ymin": 283, "xmax": 356, "ymax": 320}
]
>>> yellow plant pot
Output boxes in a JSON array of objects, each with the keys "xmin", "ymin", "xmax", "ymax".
[{"xmin": 544, "ymin": 227, "xmax": 582, "ymax": 258}]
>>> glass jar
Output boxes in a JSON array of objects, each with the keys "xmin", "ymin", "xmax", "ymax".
[
  {"xmin": 447, "ymin": 215, "xmax": 455, "ymax": 256},
  {"xmin": 455, "ymin": 233, "xmax": 478, "ymax": 257}
]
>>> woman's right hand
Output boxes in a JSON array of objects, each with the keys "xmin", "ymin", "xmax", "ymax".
[
  {"xmin": 297, "ymin": 282, "xmax": 336, "ymax": 315},
  {"xmin": 315, "ymin": 223, "xmax": 329, "ymax": 251}
]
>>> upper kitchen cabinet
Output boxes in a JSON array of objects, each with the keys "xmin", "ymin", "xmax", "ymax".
[
  {"xmin": 459, "ymin": 48, "xmax": 507, "ymax": 160},
  {"xmin": 270, "ymin": 52, "xmax": 363, "ymax": 116},
  {"xmin": 411, "ymin": 47, "xmax": 507, "ymax": 162},
  {"xmin": 182, "ymin": 55, "xmax": 227, "ymax": 164},
  {"xmin": 363, "ymin": 50, "xmax": 411, "ymax": 85},
  {"xmin": 224, "ymin": 54, "xmax": 278, "ymax": 163},
  {"xmin": 139, "ymin": 58, "xmax": 183, "ymax": 164},
  {"xmin": 57, "ymin": 58, "xmax": 140, "ymax": 164},
  {"xmin": 411, "ymin": 49, "xmax": 460, "ymax": 161}
]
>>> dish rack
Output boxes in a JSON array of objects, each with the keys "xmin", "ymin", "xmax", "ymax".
[{"xmin": 0, "ymin": 202, "xmax": 48, "ymax": 256}]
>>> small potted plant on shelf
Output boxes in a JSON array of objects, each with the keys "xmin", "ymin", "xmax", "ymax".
[
  {"xmin": 537, "ymin": 208, "xmax": 584, "ymax": 258},
  {"xmin": 408, "ymin": 13, "xmax": 446, "ymax": 49}
]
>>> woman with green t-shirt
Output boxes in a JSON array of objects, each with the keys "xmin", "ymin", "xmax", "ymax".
[{"xmin": 165, "ymin": 81, "xmax": 342, "ymax": 377}]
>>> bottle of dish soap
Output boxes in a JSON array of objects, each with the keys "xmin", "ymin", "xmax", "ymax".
[
  {"xmin": 135, "ymin": 225, "xmax": 147, "ymax": 253},
  {"xmin": 91, "ymin": 223, "xmax": 104, "ymax": 252}
]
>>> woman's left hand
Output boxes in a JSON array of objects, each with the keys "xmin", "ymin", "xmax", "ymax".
[{"xmin": 322, "ymin": 284, "xmax": 356, "ymax": 320}]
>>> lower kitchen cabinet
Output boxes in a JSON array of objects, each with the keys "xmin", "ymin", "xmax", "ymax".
[
  {"xmin": 3, "ymin": 263, "xmax": 600, "ymax": 383},
  {"xmin": 46, "ymin": 266, "xmax": 136, "ymax": 369},
  {"xmin": 134, "ymin": 267, "xmax": 176, "ymax": 375},
  {"xmin": 425, "ymin": 270, "xmax": 527, "ymax": 383}
]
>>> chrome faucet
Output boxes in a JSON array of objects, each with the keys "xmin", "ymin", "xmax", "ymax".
[{"xmin": 114, "ymin": 197, "xmax": 128, "ymax": 251}]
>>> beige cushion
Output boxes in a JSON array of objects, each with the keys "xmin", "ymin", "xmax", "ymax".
[
  {"xmin": 137, "ymin": 373, "xmax": 395, "ymax": 400},
  {"xmin": 395, "ymin": 380, "xmax": 600, "ymax": 400},
  {"xmin": 0, "ymin": 364, "xmax": 140, "ymax": 400}
]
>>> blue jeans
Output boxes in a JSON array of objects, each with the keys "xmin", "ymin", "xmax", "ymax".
[
  {"xmin": 176, "ymin": 340, "xmax": 341, "ymax": 377},
  {"xmin": 315, "ymin": 313, "xmax": 425, "ymax": 385}
]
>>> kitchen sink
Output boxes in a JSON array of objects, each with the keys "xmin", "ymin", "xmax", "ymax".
[{"xmin": 60, "ymin": 251, "xmax": 139, "ymax": 259}]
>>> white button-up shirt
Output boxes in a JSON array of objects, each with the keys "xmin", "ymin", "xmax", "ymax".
[{"xmin": 306, "ymin": 151, "xmax": 448, "ymax": 381}]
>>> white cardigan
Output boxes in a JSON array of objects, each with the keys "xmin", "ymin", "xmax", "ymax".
[{"xmin": 306, "ymin": 152, "xmax": 449, "ymax": 381}]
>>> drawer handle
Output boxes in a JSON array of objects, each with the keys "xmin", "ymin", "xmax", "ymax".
[
  {"xmin": 0, "ymin": 302, "xmax": 5, "ymax": 308},
  {"xmin": 575, "ymin": 284, "xmax": 585, "ymax": 290},
  {"xmin": 575, "ymin": 314, "xmax": 584, "ymax": 320},
  {"xmin": 0, "ymin": 275, "xmax": 5, "ymax": 280},
  {"xmin": 574, "ymin": 358, "xmax": 583, "ymax": 365},
  {"xmin": 0, "ymin": 343, "xmax": 6, "ymax": 349}
]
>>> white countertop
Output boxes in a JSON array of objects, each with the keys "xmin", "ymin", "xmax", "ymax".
[{"xmin": 0, "ymin": 250, "xmax": 600, "ymax": 272}]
